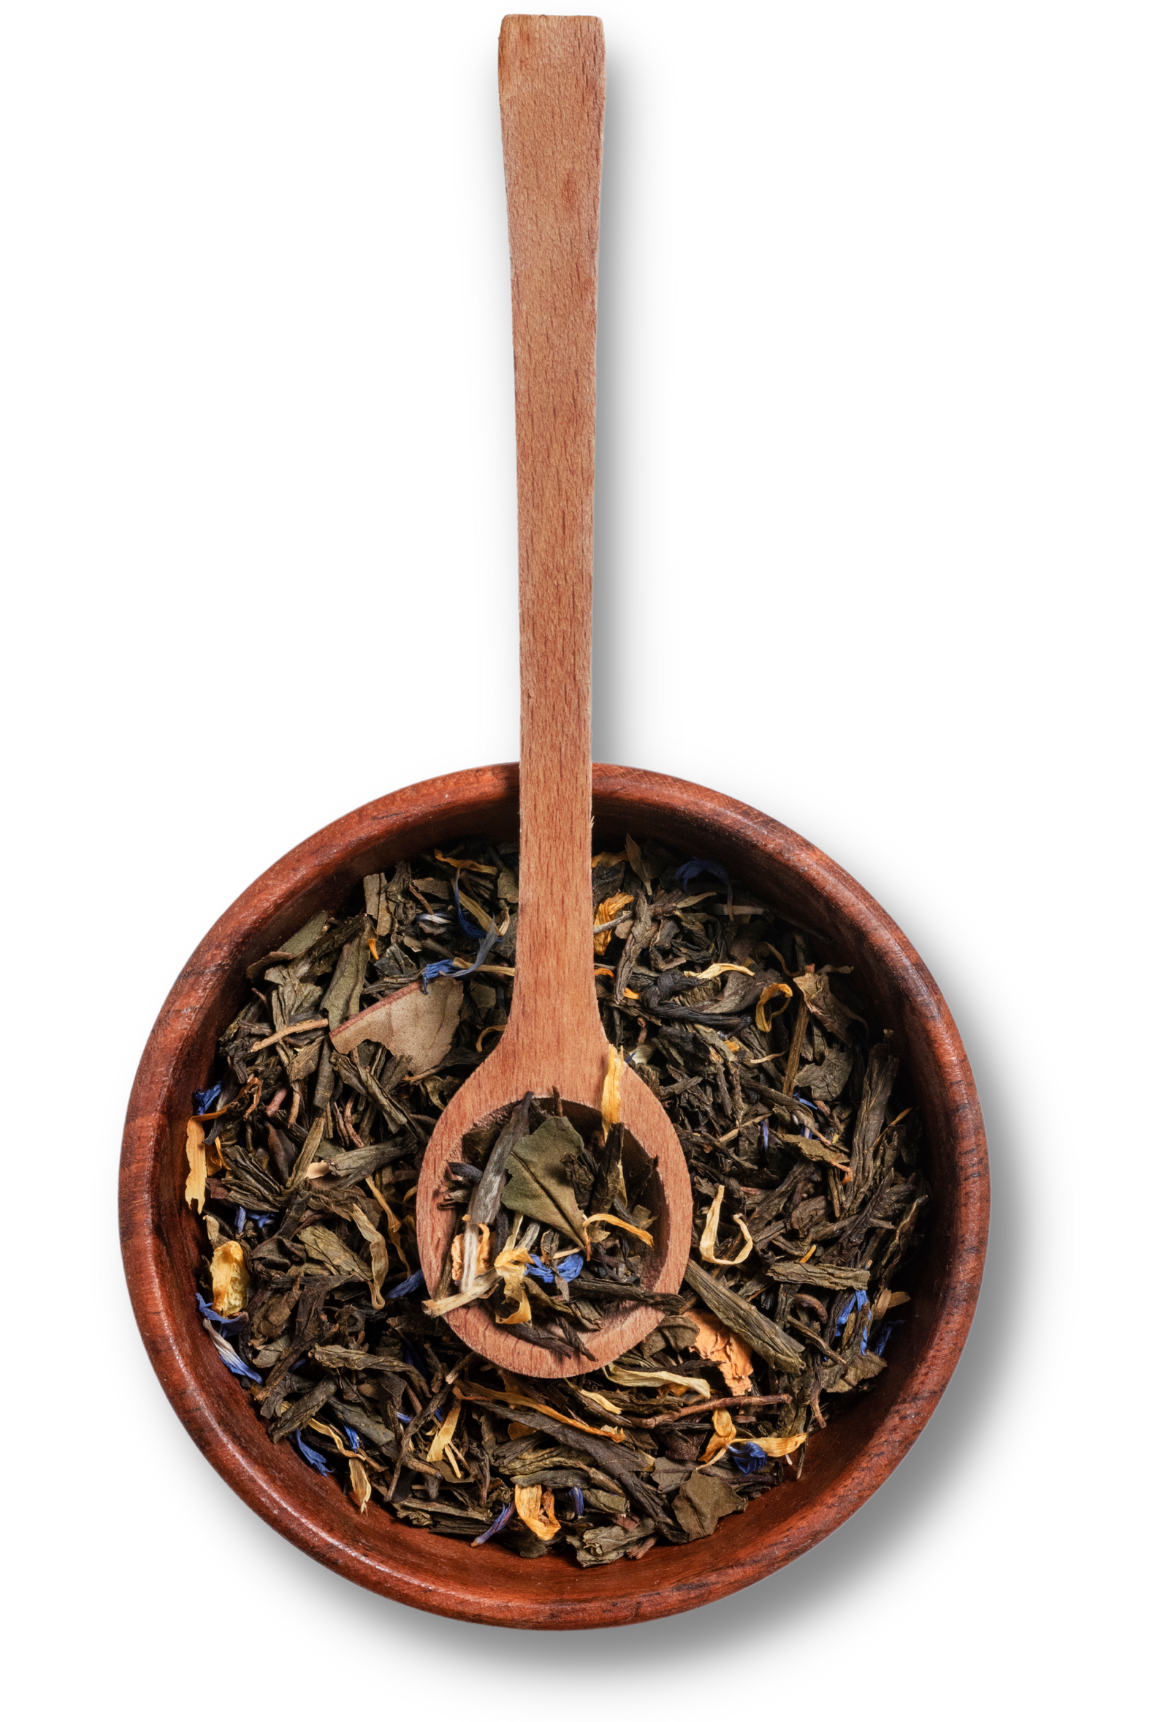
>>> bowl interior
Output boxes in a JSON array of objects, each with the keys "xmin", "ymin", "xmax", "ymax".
[{"xmin": 121, "ymin": 764, "xmax": 986, "ymax": 1627}]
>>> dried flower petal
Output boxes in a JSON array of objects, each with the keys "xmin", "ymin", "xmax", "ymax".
[
  {"xmin": 698, "ymin": 1185, "xmax": 753, "ymax": 1266},
  {"xmin": 184, "ymin": 1118, "xmax": 206, "ymax": 1213},
  {"xmin": 688, "ymin": 1309, "xmax": 755, "ymax": 1396},
  {"xmin": 594, "ymin": 892, "xmax": 634, "ymax": 954},
  {"xmin": 600, "ymin": 1044, "xmax": 623, "ymax": 1132},
  {"xmin": 514, "ymin": 1482, "xmax": 560, "ymax": 1541},
  {"xmin": 348, "ymin": 1458, "xmax": 371, "ymax": 1513},
  {"xmin": 210, "ymin": 1241, "xmax": 250, "ymax": 1315},
  {"xmin": 426, "ymin": 1403, "xmax": 462, "ymax": 1475},
  {"xmin": 755, "ymin": 980, "xmax": 793, "ymax": 1032}
]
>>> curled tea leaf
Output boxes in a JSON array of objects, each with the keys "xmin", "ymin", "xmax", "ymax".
[{"xmin": 349, "ymin": 1203, "xmax": 389, "ymax": 1310}]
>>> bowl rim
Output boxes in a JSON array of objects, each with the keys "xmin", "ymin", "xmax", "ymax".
[{"xmin": 120, "ymin": 761, "xmax": 988, "ymax": 1628}]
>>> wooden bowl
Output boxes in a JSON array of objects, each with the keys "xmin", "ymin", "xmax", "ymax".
[{"xmin": 120, "ymin": 762, "xmax": 988, "ymax": 1628}]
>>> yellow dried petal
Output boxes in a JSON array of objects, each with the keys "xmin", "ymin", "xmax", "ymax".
[
  {"xmin": 600, "ymin": 1043, "xmax": 623, "ymax": 1131},
  {"xmin": 755, "ymin": 980, "xmax": 793, "ymax": 1033},
  {"xmin": 426, "ymin": 1402, "xmax": 462, "ymax": 1475},
  {"xmin": 755, "ymin": 1433, "xmax": 807, "ymax": 1459},
  {"xmin": 593, "ymin": 892, "xmax": 635, "ymax": 955},
  {"xmin": 685, "ymin": 963, "xmax": 755, "ymax": 981},
  {"xmin": 604, "ymin": 1364, "xmax": 710, "ymax": 1397},
  {"xmin": 184, "ymin": 1118, "xmax": 206, "ymax": 1213},
  {"xmin": 698, "ymin": 1185, "xmax": 754, "ymax": 1266},
  {"xmin": 578, "ymin": 1388, "xmax": 626, "ymax": 1415},
  {"xmin": 699, "ymin": 1407, "xmax": 739, "ymax": 1465},
  {"xmin": 591, "ymin": 850, "xmax": 626, "ymax": 870},
  {"xmin": 349, "ymin": 1458, "xmax": 371, "ymax": 1513},
  {"xmin": 454, "ymin": 1382, "xmax": 628, "ymax": 1444},
  {"xmin": 434, "ymin": 849, "xmax": 497, "ymax": 876},
  {"xmin": 584, "ymin": 1211, "xmax": 654, "ymax": 1247},
  {"xmin": 210, "ymin": 1241, "xmax": 250, "ymax": 1316},
  {"xmin": 514, "ymin": 1482, "xmax": 560, "ymax": 1541},
  {"xmin": 423, "ymin": 1271, "xmax": 497, "ymax": 1316},
  {"xmin": 494, "ymin": 1244, "xmax": 533, "ymax": 1326}
]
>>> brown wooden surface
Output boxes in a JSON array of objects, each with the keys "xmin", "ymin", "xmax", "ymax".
[
  {"xmin": 414, "ymin": 17, "xmax": 693, "ymax": 1376},
  {"xmin": 120, "ymin": 762, "xmax": 990, "ymax": 1629}
]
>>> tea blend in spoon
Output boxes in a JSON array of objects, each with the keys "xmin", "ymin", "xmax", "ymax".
[{"xmin": 186, "ymin": 834, "xmax": 928, "ymax": 1563}]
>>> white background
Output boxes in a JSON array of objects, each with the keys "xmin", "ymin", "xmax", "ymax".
[{"xmin": 2, "ymin": 2, "xmax": 1168, "ymax": 1714}]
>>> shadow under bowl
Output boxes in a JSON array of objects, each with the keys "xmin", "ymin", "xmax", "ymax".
[{"xmin": 119, "ymin": 762, "xmax": 988, "ymax": 1630}]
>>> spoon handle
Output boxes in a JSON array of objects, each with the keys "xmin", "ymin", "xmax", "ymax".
[{"xmin": 499, "ymin": 16, "xmax": 608, "ymax": 1059}]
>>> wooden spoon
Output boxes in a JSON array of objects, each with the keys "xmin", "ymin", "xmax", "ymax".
[{"xmin": 415, "ymin": 16, "xmax": 692, "ymax": 1379}]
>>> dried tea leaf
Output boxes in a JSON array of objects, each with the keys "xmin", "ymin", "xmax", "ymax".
[
  {"xmin": 184, "ymin": 1118, "xmax": 206, "ymax": 1213},
  {"xmin": 685, "ymin": 1261, "xmax": 803, "ymax": 1372},
  {"xmin": 322, "ymin": 937, "xmax": 363, "ymax": 1031},
  {"xmin": 331, "ymin": 977, "xmax": 462, "ymax": 1074},
  {"xmin": 299, "ymin": 1225, "xmax": 369, "ymax": 1282},
  {"xmin": 349, "ymin": 1203, "xmax": 389, "ymax": 1309},
  {"xmin": 514, "ymin": 1482, "xmax": 560, "ymax": 1542},
  {"xmin": 673, "ymin": 1470, "xmax": 746, "ymax": 1541},
  {"xmin": 210, "ymin": 1241, "xmax": 250, "ymax": 1315},
  {"xmin": 689, "ymin": 1309, "xmax": 755, "ymax": 1396},
  {"xmin": 502, "ymin": 1116, "xmax": 589, "ymax": 1246},
  {"xmin": 792, "ymin": 968, "xmax": 866, "ymax": 1044}
]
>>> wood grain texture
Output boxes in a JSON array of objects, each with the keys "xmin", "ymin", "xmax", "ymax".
[
  {"xmin": 413, "ymin": 17, "xmax": 693, "ymax": 1378},
  {"xmin": 120, "ymin": 762, "xmax": 990, "ymax": 1628}
]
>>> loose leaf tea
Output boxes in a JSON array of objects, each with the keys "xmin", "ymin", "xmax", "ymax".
[{"xmin": 185, "ymin": 836, "xmax": 927, "ymax": 1563}]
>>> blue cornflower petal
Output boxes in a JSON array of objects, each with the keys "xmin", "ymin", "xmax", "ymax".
[
  {"xmin": 524, "ymin": 1257, "xmax": 555, "ymax": 1285},
  {"xmin": 472, "ymin": 1502, "xmax": 516, "ymax": 1547},
  {"xmin": 421, "ymin": 959, "xmax": 460, "ymax": 991},
  {"xmin": 871, "ymin": 1319, "xmax": 904, "ymax": 1358},
  {"xmin": 453, "ymin": 877, "xmax": 483, "ymax": 941},
  {"xmin": 729, "ymin": 1442, "xmax": 768, "ymax": 1474},
  {"xmin": 557, "ymin": 1253, "xmax": 584, "ymax": 1282},
  {"xmin": 235, "ymin": 1205, "xmax": 246, "ymax": 1235},
  {"xmin": 570, "ymin": 1487, "xmax": 585, "ymax": 1517},
  {"xmin": 420, "ymin": 917, "xmax": 500, "ymax": 992},
  {"xmin": 202, "ymin": 1319, "xmax": 262, "ymax": 1382},
  {"xmin": 293, "ymin": 1429, "xmax": 332, "ymax": 1475},
  {"xmin": 342, "ymin": 1424, "xmax": 361, "ymax": 1451},
  {"xmin": 834, "ymin": 1288, "xmax": 869, "ymax": 1343},
  {"xmin": 387, "ymin": 1269, "xmax": 425, "ymax": 1299},
  {"xmin": 194, "ymin": 1084, "xmax": 222, "ymax": 1116},
  {"xmin": 675, "ymin": 858, "xmax": 731, "ymax": 892}
]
